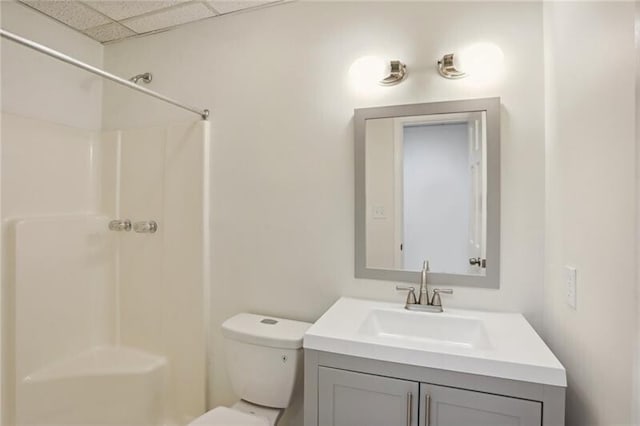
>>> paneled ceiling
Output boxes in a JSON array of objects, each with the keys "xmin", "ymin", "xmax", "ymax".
[{"xmin": 19, "ymin": 0, "xmax": 286, "ymax": 43}]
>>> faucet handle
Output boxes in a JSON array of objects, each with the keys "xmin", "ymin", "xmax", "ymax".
[
  {"xmin": 431, "ymin": 288, "xmax": 453, "ymax": 307},
  {"xmin": 396, "ymin": 286, "xmax": 417, "ymax": 305},
  {"xmin": 133, "ymin": 220, "xmax": 158, "ymax": 234},
  {"xmin": 108, "ymin": 219, "xmax": 131, "ymax": 232}
]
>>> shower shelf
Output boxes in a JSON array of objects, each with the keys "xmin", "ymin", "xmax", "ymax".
[{"xmin": 25, "ymin": 345, "xmax": 167, "ymax": 382}]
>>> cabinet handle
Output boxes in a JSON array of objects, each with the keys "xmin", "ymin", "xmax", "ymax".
[
  {"xmin": 406, "ymin": 392, "xmax": 413, "ymax": 426},
  {"xmin": 425, "ymin": 394, "xmax": 431, "ymax": 426}
]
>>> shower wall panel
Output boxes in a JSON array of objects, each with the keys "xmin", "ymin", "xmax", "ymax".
[
  {"xmin": 12, "ymin": 215, "xmax": 116, "ymax": 423},
  {"xmin": 1, "ymin": 112, "xmax": 115, "ymax": 424},
  {"xmin": 1, "ymin": 106, "xmax": 208, "ymax": 426},
  {"xmin": 1, "ymin": 113, "xmax": 101, "ymax": 218},
  {"xmin": 115, "ymin": 121, "xmax": 209, "ymax": 424}
]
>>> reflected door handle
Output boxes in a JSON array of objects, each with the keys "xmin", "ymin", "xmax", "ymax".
[{"xmin": 469, "ymin": 258, "xmax": 486, "ymax": 268}]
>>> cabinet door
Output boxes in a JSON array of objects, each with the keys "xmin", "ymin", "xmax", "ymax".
[
  {"xmin": 318, "ymin": 367, "xmax": 419, "ymax": 426},
  {"xmin": 419, "ymin": 383, "xmax": 542, "ymax": 426}
]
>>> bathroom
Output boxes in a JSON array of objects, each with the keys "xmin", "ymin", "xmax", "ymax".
[{"xmin": 0, "ymin": 0, "xmax": 638, "ymax": 425}]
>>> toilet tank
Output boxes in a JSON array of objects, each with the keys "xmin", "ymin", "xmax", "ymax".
[{"xmin": 221, "ymin": 313, "xmax": 312, "ymax": 408}]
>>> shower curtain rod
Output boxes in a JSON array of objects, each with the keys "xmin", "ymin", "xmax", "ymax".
[{"xmin": 0, "ymin": 28, "xmax": 210, "ymax": 120}]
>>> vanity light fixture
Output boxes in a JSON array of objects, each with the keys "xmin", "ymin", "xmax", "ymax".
[
  {"xmin": 437, "ymin": 54, "xmax": 466, "ymax": 79},
  {"xmin": 379, "ymin": 60, "xmax": 407, "ymax": 85}
]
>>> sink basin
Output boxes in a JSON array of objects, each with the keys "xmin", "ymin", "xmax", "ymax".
[
  {"xmin": 357, "ymin": 308, "xmax": 491, "ymax": 349},
  {"xmin": 303, "ymin": 297, "xmax": 567, "ymax": 387}
]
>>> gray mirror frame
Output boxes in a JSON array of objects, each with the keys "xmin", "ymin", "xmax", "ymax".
[{"xmin": 354, "ymin": 97, "xmax": 501, "ymax": 288}]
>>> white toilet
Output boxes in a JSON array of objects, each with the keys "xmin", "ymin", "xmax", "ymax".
[{"xmin": 189, "ymin": 313, "xmax": 312, "ymax": 426}]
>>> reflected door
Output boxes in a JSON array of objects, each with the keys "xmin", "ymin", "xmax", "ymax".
[{"xmin": 467, "ymin": 115, "xmax": 487, "ymax": 274}]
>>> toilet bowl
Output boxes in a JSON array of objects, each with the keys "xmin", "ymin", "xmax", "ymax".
[
  {"xmin": 188, "ymin": 313, "xmax": 312, "ymax": 426},
  {"xmin": 188, "ymin": 406, "xmax": 269, "ymax": 426}
]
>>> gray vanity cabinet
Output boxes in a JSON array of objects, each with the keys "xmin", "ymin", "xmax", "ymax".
[
  {"xmin": 419, "ymin": 383, "xmax": 541, "ymax": 426},
  {"xmin": 318, "ymin": 367, "xmax": 419, "ymax": 426},
  {"xmin": 306, "ymin": 351, "xmax": 564, "ymax": 426},
  {"xmin": 316, "ymin": 366, "xmax": 543, "ymax": 426}
]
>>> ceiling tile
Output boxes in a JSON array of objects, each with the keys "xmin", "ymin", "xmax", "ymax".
[
  {"xmin": 84, "ymin": 22, "xmax": 136, "ymax": 43},
  {"xmin": 18, "ymin": 0, "xmax": 289, "ymax": 44},
  {"xmin": 83, "ymin": 1, "xmax": 187, "ymax": 21},
  {"xmin": 207, "ymin": 1, "xmax": 272, "ymax": 14},
  {"xmin": 122, "ymin": 2, "xmax": 215, "ymax": 34},
  {"xmin": 22, "ymin": 0, "xmax": 111, "ymax": 30}
]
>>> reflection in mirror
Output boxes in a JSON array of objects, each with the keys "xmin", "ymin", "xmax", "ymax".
[
  {"xmin": 365, "ymin": 112, "xmax": 487, "ymax": 275},
  {"xmin": 354, "ymin": 98, "xmax": 500, "ymax": 288}
]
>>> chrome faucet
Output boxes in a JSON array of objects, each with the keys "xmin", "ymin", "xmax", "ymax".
[
  {"xmin": 418, "ymin": 260, "xmax": 430, "ymax": 305},
  {"xmin": 396, "ymin": 260, "xmax": 453, "ymax": 313}
]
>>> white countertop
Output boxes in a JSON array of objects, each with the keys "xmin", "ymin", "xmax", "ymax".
[{"xmin": 303, "ymin": 297, "xmax": 566, "ymax": 387}]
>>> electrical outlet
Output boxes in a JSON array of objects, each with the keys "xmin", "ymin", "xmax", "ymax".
[{"xmin": 565, "ymin": 266, "xmax": 577, "ymax": 309}]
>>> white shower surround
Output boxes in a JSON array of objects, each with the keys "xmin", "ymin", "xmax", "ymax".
[
  {"xmin": 1, "ymin": 3, "xmax": 211, "ymax": 422},
  {"xmin": 1, "ymin": 112, "xmax": 210, "ymax": 425}
]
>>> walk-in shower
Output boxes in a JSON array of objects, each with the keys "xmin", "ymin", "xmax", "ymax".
[{"xmin": 1, "ymin": 25, "xmax": 211, "ymax": 426}]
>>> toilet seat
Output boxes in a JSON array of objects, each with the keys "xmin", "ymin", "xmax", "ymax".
[{"xmin": 188, "ymin": 406, "xmax": 269, "ymax": 426}]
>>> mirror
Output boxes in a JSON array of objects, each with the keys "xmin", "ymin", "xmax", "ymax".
[{"xmin": 354, "ymin": 98, "xmax": 500, "ymax": 288}]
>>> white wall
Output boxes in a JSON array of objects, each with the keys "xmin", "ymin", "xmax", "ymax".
[
  {"xmin": 102, "ymin": 3, "xmax": 546, "ymax": 423},
  {"xmin": 543, "ymin": 2, "xmax": 637, "ymax": 425},
  {"xmin": 0, "ymin": 0, "xmax": 103, "ymax": 130}
]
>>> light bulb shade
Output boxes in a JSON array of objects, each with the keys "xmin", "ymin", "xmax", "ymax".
[
  {"xmin": 348, "ymin": 56, "xmax": 388, "ymax": 93},
  {"xmin": 458, "ymin": 43, "xmax": 505, "ymax": 83},
  {"xmin": 437, "ymin": 43, "xmax": 504, "ymax": 82}
]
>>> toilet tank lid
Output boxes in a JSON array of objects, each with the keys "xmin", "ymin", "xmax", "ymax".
[{"xmin": 222, "ymin": 313, "xmax": 312, "ymax": 349}]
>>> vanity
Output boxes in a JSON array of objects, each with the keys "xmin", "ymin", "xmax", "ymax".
[
  {"xmin": 302, "ymin": 98, "xmax": 566, "ymax": 425},
  {"xmin": 303, "ymin": 298, "xmax": 566, "ymax": 426}
]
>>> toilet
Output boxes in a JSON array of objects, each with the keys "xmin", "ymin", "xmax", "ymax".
[{"xmin": 189, "ymin": 313, "xmax": 312, "ymax": 426}]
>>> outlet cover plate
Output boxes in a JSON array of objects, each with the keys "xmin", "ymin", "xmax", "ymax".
[{"xmin": 565, "ymin": 266, "xmax": 577, "ymax": 309}]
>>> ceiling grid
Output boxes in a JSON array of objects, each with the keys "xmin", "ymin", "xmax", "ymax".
[{"xmin": 19, "ymin": 0, "xmax": 285, "ymax": 43}]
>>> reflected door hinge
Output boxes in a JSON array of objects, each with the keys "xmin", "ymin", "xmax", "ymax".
[{"xmin": 469, "ymin": 258, "xmax": 486, "ymax": 268}]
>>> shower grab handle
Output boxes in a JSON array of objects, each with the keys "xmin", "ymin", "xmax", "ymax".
[{"xmin": 133, "ymin": 220, "xmax": 158, "ymax": 234}]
